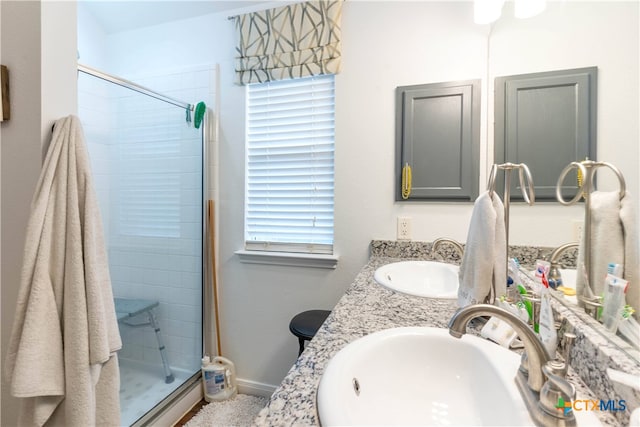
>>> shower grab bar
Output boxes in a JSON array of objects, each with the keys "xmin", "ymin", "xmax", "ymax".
[
  {"xmin": 487, "ymin": 162, "xmax": 535, "ymax": 303},
  {"xmin": 78, "ymin": 63, "xmax": 194, "ymax": 112},
  {"xmin": 556, "ymin": 159, "xmax": 626, "ymax": 307}
]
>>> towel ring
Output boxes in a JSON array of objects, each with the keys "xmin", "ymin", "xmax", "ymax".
[
  {"xmin": 588, "ymin": 161, "xmax": 626, "ymax": 199},
  {"xmin": 487, "ymin": 162, "xmax": 535, "ymax": 205},
  {"xmin": 487, "ymin": 164, "xmax": 498, "ymax": 199},
  {"xmin": 555, "ymin": 159, "xmax": 627, "ymax": 309},
  {"xmin": 517, "ymin": 163, "xmax": 535, "ymax": 205},
  {"xmin": 556, "ymin": 162, "xmax": 588, "ymax": 205},
  {"xmin": 556, "ymin": 160, "xmax": 626, "ymax": 205}
]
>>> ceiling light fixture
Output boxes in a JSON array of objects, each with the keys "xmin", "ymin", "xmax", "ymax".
[
  {"xmin": 474, "ymin": 0, "xmax": 506, "ymax": 25},
  {"xmin": 474, "ymin": 0, "xmax": 546, "ymax": 25},
  {"xmin": 514, "ymin": 0, "xmax": 547, "ymax": 19}
]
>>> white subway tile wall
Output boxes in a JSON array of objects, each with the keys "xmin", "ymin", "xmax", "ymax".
[{"xmin": 79, "ymin": 66, "xmax": 216, "ymax": 373}]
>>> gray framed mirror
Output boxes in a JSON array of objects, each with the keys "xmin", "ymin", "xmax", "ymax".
[{"xmin": 488, "ymin": 0, "xmax": 639, "ymax": 364}]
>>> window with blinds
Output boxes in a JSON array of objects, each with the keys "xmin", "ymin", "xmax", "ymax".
[{"xmin": 245, "ymin": 74, "xmax": 335, "ymax": 254}]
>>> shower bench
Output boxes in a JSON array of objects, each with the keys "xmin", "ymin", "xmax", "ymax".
[{"xmin": 114, "ymin": 298, "xmax": 175, "ymax": 384}]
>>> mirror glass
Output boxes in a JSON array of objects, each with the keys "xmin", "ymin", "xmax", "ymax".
[
  {"xmin": 551, "ymin": 283, "xmax": 640, "ymax": 363},
  {"xmin": 488, "ymin": 1, "xmax": 639, "ymax": 363}
]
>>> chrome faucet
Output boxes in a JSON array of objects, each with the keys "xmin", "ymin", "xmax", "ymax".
[
  {"xmin": 431, "ymin": 237, "xmax": 464, "ymax": 257},
  {"xmin": 449, "ymin": 304, "xmax": 551, "ymax": 391},
  {"xmin": 448, "ymin": 304, "xmax": 576, "ymax": 427},
  {"xmin": 545, "ymin": 243, "xmax": 579, "ymax": 287}
]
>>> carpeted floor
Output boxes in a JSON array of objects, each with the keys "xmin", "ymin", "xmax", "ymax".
[{"xmin": 184, "ymin": 394, "xmax": 268, "ymax": 427}]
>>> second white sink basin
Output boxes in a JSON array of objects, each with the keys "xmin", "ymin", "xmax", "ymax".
[
  {"xmin": 558, "ymin": 268, "xmax": 578, "ymax": 303},
  {"xmin": 531, "ymin": 268, "xmax": 578, "ymax": 304},
  {"xmin": 374, "ymin": 261, "xmax": 459, "ymax": 298}
]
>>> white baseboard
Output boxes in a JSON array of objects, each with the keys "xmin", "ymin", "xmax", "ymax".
[{"xmin": 237, "ymin": 378, "xmax": 277, "ymax": 398}]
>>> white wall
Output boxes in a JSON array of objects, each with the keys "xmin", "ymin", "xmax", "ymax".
[
  {"xmin": 212, "ymin": 1, "xmax": 490, "ymax": 389},
  {"xmin": 1, "ymin": 1, "xmax": 629, "ymax": 404},
  {"xmin": 2, "ymin": 4, "xmax": 46, "ymax": 424},
  {"xmin": 94, "ymin": 0, "xmax": 489, "ymax": 391},
  {"xmin": 215, "ymin": 0, "xmax": 639, "ymax": 390},
  {"xmin": 90, "ymin": 0, "xmax": 639, "ymax": 391},
  {"xmin": 77, "ymin": 2, "xmax": 110, "ymax": 69},
  {"xmin": 1, "ymin": 2, "xmax": 77, "ymax": 425},
  {"xmin": 489, "ymin": 1, "xmax": 640, "ymax": 246}
]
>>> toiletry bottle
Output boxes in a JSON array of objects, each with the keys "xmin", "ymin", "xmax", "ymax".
[
  {"xmin": 506, "ymin": 277, "xmax": 517, "ymax": 302},
  {"xmin": 600, "ymin": 274, "xmax": 628, "ymax": 333},
  {"xmin": 538, "ymin": 282, "xmax": 557, "ymax": 356},
  {"xmin": 202, "ymin": 356, "xmax": 226, "ymax": 402},
  {"xmin": 607, "ymin": 263, "xmax": 623, "ymax": 277},
  {"xmin": 533, "ymin": 260, "xmax": 551, "ymax": 292},
  {"xmin": 201, "ymin": 356, "xmax": 238, "ymax": 402}
]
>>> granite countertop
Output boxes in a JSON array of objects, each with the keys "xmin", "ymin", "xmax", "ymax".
[{"xmin": 252, "ymin": 254, "xmax": 617, "ymax": 426}]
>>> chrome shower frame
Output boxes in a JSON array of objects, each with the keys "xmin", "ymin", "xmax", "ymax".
[{"xmin": 77, "ymin": 63, "xmax": 216, "ymax": 426}]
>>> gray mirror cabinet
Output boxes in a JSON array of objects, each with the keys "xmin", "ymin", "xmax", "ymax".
[
  {"xmin": 396, "ymin": 68, "xmax": 596, "ymax": 203},
  {"xmin": 395, "ymin": 80, "xmax": 481, "ymax": 201},
  {"xmin": 494, "ymin": 67, "xmax": 597, "ymax": 200}
]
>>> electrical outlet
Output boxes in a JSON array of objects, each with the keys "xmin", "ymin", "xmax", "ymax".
[
  {"xmin": 572, "ymin": 220, "xmax": 584, "ymax": 241},
  {"xmin": 397, "ymin": 217, "xmax": 412, "ymax": 240}
]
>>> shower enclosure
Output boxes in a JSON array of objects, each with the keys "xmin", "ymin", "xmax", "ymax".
[{"xmin": 77, "ymin": 64, "xmax": 213, "ymax": 426}]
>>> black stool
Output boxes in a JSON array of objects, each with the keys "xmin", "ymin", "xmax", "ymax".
[{"xmin": 289, "ymin": 310, "xmax": 331, "ymax": 356}]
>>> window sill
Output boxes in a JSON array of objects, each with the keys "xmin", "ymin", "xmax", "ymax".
[{"xmin": 235, "ymin": 250, "xmax": 339, "ymax": 269}]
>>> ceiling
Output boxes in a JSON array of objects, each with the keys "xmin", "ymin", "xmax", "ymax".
[{"xmin": 81, "ymin": 0, "xmax": 270, "ymax": 34}]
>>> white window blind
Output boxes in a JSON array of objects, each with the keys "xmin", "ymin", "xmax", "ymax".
[{"xmin": 246, "ymin": 74, "xmax": 335, "ymax": 254}]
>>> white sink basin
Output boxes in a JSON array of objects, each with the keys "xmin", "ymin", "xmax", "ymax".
[
  {"xmin": 558, "ymin": 268, "xmax": 578, "ymax": 303},
  {"xmin": 531, "ymin": 268, "xmax": 578, "ymax": 304},
  {"xmin": 560, "ymin": 268, "xmax": 577, "ymax": 287},
  {"xmin": 317, "ymin": 327, "xmax": 530, "ymax": 426},
  {"xmin": 374, "ymin": 261, "xmax": 459, "ymax": 298}
]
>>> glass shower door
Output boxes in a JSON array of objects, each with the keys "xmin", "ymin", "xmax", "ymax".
[{"xmin": 78, "ymin": 70, "xmax": 203, "ymax": 426}]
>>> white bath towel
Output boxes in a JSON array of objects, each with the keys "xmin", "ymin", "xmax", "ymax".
[
  {"xmin": 458, "ymin": 191, "xmax": 507, "ymax": 307},
  {"xmin": 620, "ymin": 193, "xmax": 639, "ymax": 310},
  {"xmin": 4, "ymin": 115, "xmax": 122, "ymax": 426},
  {"xmin": 576, "ymin": 191, "xmax": 640, "ymax": 309}
]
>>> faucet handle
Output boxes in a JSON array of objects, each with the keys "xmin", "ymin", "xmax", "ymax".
[
  {"xmin": 544, "ymin": 361, "xmax": 576, "ymax": 398},
  {"xmin": 561, "ymin": 332, "xmax": 576, "ymax": 375},
  {"xmin": 539, "ymin": 360, "xmax": 577, "ymax": 421},
  {"xmin": 519, "ymin": 352, "xmax": 529, "ymax": 377}
]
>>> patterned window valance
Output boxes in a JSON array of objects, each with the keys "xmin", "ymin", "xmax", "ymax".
[{"xmin": 233, "ymin": 0, "xmax": 342, "ymax": 85}]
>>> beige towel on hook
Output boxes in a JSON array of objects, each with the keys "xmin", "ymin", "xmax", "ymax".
[
  {"xmin": 4, "ymin": 115, "xmax": 122, "ymax": 426},
  {"xmin": 577, "ymin": 191, "xmax": 639, "ymax": 310},
  {"xmin": 458, "ymin": 191, "xmax": 507, "ymax": 307},
  {"xmin": 620, "ymin": 193, "xmax": 639, "ymax": 310}
]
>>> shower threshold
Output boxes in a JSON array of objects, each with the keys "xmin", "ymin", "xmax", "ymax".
[{"xmin": 119, "ymin": 358, "xmax": 193, "ymax": 427}]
